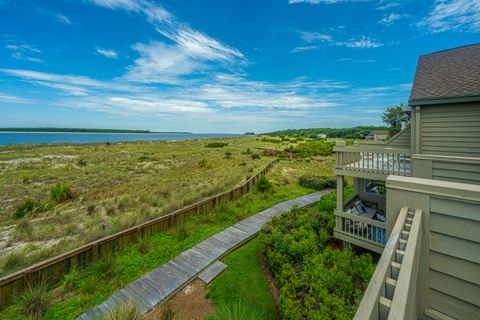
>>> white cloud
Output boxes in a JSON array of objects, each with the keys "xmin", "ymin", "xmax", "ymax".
[
  {"xmin": 298, "ymin": 31, "xmax": 332, "ymax": 42},
  {"xmin": 376, "ymin": 2, "xmax": 400, "ymax": 10},
  {"xmin": 33, "ymin": 5, "xmax": 73, "ymax": 25},
  {"xmin": 379, "ymin": 13, "xmax": 402, "ymax": 26},
  {"xmin": 336, "ymin": 36, "xmax": 383, "ymax": 48},
  {"xmin": 56, "ymin": 14, "xmax": 72, "ymax": 25},
  {"xmin": 96, "ymin": 47, "xmax": 118, "ymax": 59},
  {"xmin": 5, "ymin": 43, "xmax": 43, "ymax": 62},
  {"xmin": 290, "ymin": 45, "xmax": 321, "ymax": 53},
  {"xmin": 123, "ymin": 42, "xmax": 206, "ymax": 83},
  {"xmin": 0, "ymin": 69, "xmax": 143, "ymax": 94},
  {"xmin": 89, "ymin": 0, "xmax": 245, "ymax": 83},
  {"xmin": 418, "ymin": 0, "xmax": 480, "ymax": 33},
  {"xmin": 0, "ymin": 93, "xmax": 33, "ymax": 104}
]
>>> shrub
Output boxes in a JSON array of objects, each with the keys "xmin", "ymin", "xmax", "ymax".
[
  {"xmin": 251, "ymin": 154, "xmax": 260, "ymax": 160},
  {"xmin": 77, "ymin": 158, "xmax": 87, "ymax": 167},
  {"xmin": 259, "ymin": 196, "xmax": 374, "ymax": 320},
  {"xmin": 205, "ymin": 142, "xmax": 228, "ymax": 148},
  {"xmin": 239, "ymin": 162, "xmax": 247, "ymax": 166},
  {"xmin": 15, "ymin": 219, "xmax": 33, "ymax": 238},
  {"xmin": 209, "ymin": 301, "xmax": 264, "ymax": 320},
  {"xmin": 14, "ymin": 198, "xmax": 41, "ymax": 219},
  {"xmin": 299, "ymin": 175, "xmax": 337, "ymax": 190},
  {"xmin": 224, "ymin": 151, "xmax": 232, "ymax": 159},
  {"xmin": 102, "ymin": 300, "xmax": 142, "ymax": 320},
  {"xmin": 50, "ymin": 183, "xmax": 74, "ymax": 203},
  {"xmin": 242, "ymin": 148, "xmax": 252, "ymax": 155},
  {"xmin": 0, "ymin": 252, "xmax": 24, "ymax": 274},
  {"xmin": 19, "ymin": 282, "xmax": 52, "ymax": 320},
  {"xmin": 255, "ymin": 176, "xmax": 272, "ymax": 193},
  {"xmin": 61, "ymin": 270, "xmax": 80, "ymax": 292},
  {"xmin": 198, "ymin": 158, "xmax": 208, "ymax": 168}
]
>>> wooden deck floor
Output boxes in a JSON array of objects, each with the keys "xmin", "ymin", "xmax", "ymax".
[{"xmin": 77, "ymin": 190, "xmax": 329, "ymax": 320}]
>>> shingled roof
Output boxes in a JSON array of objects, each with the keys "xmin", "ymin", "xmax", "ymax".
[{"xmin": 409, "ymin": 43, "xmax": 480, "ymax": 104}]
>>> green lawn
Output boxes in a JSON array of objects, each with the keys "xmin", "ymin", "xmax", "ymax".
[{"xmin": 207, "ymin": 238, "xmax": 277, "ymax": 320}]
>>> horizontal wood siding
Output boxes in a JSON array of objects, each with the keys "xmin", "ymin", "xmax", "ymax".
[
  {"xmin": 420, "ymin": 103, "xmax": 480, "ymax": 157},
  {"xmin": 428, "ymin": 196, "xmax": 480, "ymax": 319},
  {"xmin": 386, "ymin": 124, "xmax": 411, "ymax": 148},
  {"xmin": 432, "ymin": 160, "xmax": 480, "ymax": 185}
]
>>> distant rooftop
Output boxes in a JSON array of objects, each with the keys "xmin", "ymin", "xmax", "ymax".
[{"xmin": 409, "ymin": 43, "xmax": 480, "ymax": 103}]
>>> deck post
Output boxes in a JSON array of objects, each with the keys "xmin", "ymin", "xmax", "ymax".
[{"xmin": 336, "ymin": 175, "xmax": 344, "ymax": 212}]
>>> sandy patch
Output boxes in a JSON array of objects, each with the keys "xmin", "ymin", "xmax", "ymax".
[
  {"xmin": 0, "ymin": 154, "xmax": 77, "ymax": 165},
  {"xmin": 145, "ymin": 279, "xmax": 213, "ymax": 320}
]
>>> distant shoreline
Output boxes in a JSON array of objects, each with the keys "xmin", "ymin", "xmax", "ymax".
[{"xmin": 0, "ymin": 128, "xmax": 193, "ymax": 134}]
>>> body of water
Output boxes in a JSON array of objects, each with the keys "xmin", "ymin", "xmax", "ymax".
[{"xmin": 0, "ymin": 132, "xmax": 242, "ymax": 145}]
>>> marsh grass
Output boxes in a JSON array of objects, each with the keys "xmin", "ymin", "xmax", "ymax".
[
  {"xmin": 19, "ymin": 281, "xmax": 52, "ymax": 320},
  {"xmin": 209, "ymin": 302, "xmax": 265, "ymax": 320},
  {"xmin": 102, "ymin": 300, "xmax": 143, "ymax": 320},
  {"xmin": 0, "ymin": 158, "xmax": 331, "ymax": 319}
]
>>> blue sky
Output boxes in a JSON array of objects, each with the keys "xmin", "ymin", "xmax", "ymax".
[{"xmin": 0, "ymin": 0, "xmax": 479, "ymax": 133}]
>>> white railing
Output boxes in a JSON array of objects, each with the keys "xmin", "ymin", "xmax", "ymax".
[
  {"xmin": 354, "ymin": 208, "xmax": 423, "ymax": 320},
  {"xmin": 335, "ymin": 142, "xmax": 411, "ymax": 177}
]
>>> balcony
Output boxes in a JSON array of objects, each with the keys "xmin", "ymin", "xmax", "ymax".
[
  {"xmin": 334, "ymin": 194, "xmax": 387, "ymax": 254},
  {"xmin": 335, "ymin": 141, "xmax": 411, "ymax": 180}
]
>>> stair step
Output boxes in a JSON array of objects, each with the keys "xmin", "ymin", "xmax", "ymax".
[
  {"xmin": 399, "ymin": 239, "xmax": 407, "ymax": 251},
  {"xmin": 401, "ymin": 230, "xmax": 410, "ymax": 240},
  {"xmin": 404, "ymin": 223, "xmax": 411, "ymax": 232}
]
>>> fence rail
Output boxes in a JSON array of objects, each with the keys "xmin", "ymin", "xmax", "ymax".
[
  {"xmin": 0, "ymin": 159, "xmax": 278, "ymax": 307},
  {"xmin": 335, "ymin": 142, "xmax": 411, "ymax": 177}
]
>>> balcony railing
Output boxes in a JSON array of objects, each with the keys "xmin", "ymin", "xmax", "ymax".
[
  {"xmin": 335, "ymin": 141, "xmax": 411, "ymax": 178},
  {"xmin": 354, "ymin": 207, "xmax": 423, "ymax": 320},
  {"xmin": 334, "ymin": 195, "xmax": 387, "ymax": 254}
]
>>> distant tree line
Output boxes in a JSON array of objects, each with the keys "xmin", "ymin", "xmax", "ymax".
[
  {"xmin": 266, "ymin": 126, "xmax": 387, "ymax": 139},
  {"xmin": 0, "ymin": 128, "xmax": 151, "ymax": 133}
]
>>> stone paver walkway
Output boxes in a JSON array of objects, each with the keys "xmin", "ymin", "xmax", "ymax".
[{"xmin": 77, "ymin": 190, "xmax": 330, "ymax": 319}]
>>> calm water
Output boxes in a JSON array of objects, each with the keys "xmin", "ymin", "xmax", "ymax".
[{"xmin": 0, "ymin": 132, "xmax": 242, "ymax": 145}]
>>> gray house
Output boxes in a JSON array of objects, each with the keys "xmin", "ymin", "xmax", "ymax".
[{"xmin": 333, "ymin": 43, "xmax": 480, "ymax": 319}]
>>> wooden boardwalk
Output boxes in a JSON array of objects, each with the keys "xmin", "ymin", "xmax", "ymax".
[{"xmin": 77, "ymin": 190, "xmax": 329, "ymax": 320}]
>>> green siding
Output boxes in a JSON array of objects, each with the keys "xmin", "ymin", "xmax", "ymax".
[{"xmin": 420, "ymin": 103, "xmax": 480, "ymax": 157}]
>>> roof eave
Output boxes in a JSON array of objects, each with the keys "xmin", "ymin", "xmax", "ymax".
[{"xmin": 408, "ymin": 95, "xmax": 480, "ymax": 106}]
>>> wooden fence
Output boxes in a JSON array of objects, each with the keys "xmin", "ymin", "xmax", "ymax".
[{"xmin": 0, "ymin": 159, "xmax": 278, "ymax": 307}]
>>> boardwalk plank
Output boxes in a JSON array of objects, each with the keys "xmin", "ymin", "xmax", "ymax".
[{"xmin": 77, "ymin": 191, "xmax": 328, "ymax": 319}]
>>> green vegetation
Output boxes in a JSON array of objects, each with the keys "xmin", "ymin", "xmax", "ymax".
[
  {"xmin": 251, "ymin": 153, "xmax": 261, "ymax": 160},
  {"xmin": 382, "ymin": 104, "xmax": 410, "ymax": 136},
  {"xmin": 298, "ymin": 175, "xmax": 337, "ymax": 190},
  {"xmin": 268, "ymin": 126, "xmax": 387, "ymax": 139},
  {"xmin": 14, "ymin": 198, "xmax": 43, "ymax": 219},
  {"xmin": 0, "ymin": 158, "xmax": 331, "ymax": 319},
  {"xmin": 19, "ymin": 282, "xmax": 52, "ymax": 320},
  {"xmin": 284, "ymin": 140, "xmax": 334, "ymax": 157},
  {"xmin": 209, "ymin": 301, "xmax": 266, "ymax": 320},
  {"xmin": 207, "ymin": 240, "xmax": 276, "ymax": 320},
  {"xmin": 205, "ymin": 142, "xmax": 228, "ymax": 148},
  {"xmin": 0, "ymin": 137, "xmax": 282, "ymax": 276},
  {"xmin": 50, "ymin": 184, "xmax": 74, "ymax": 203},
  {"xmin": 102, "ymin": 301, "xmax": 142, "ymax": 320},
  {"xmin": 256, "ymin": 176, "xmax": 273, "ymax": 192},
  {"xmin": 259, "ymin": 192, "xmax": 375, "ymax": 319}
]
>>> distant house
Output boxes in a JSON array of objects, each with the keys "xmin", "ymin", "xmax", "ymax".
[
  {"xmin": 365, "ymin": 130, "xmax": 388, "ymax": 141},
  {"xmin": 317, "ymin": 133, "xmax": 327, "ymax": 139}
]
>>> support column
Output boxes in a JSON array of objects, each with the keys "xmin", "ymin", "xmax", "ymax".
[{"xmin": 336, "ymin": 175, "xmax": 344, "ymax": 212}]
